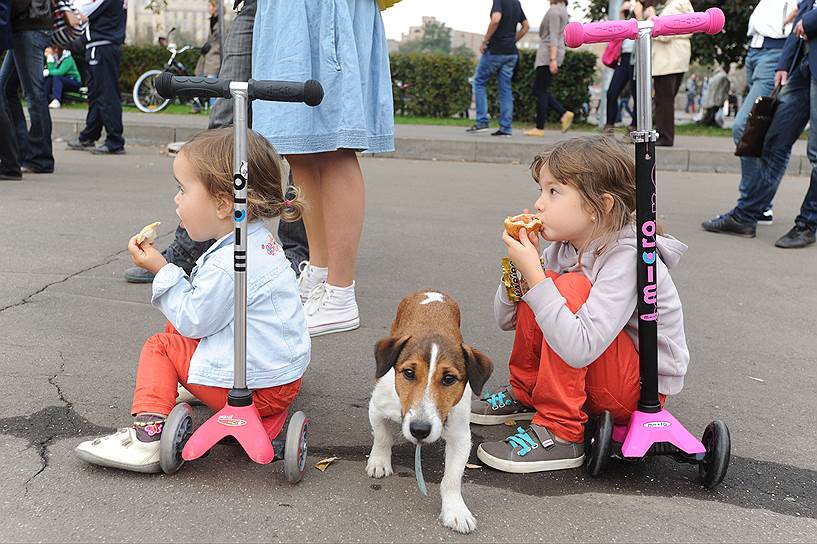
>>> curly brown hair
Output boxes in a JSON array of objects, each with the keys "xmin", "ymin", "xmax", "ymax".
[{"xmin": 180, "ymin": 127, "xmax": 304, "ymax": 223}]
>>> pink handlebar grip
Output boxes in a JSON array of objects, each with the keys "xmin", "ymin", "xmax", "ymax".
[
  {"xmin": 651, "ymin": 7, "xmax": 725, "ymax": 38},
  {"xmin": 564, "ymin": 18, "xmax": 638, "ymax": 48}
]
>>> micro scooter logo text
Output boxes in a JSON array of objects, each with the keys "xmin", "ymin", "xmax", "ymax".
[{"xmin": 640, "ymin": 220, "xmax": 658, "ymax": 322}]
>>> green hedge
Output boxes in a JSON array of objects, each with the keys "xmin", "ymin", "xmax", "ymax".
[
  {"xmin": 389, "ymin": 52, "xmax": 474, "ymax": 118},
  {"xmin": 120, "ymin": 45, "xmax": 200, "ymax": 95},
  {"xmin": 118, "ymin": 46, "xmax": 596, "ymax": 123},
  {"xmin": 488, "ymin": 49, "xmax": 598, "ymax": 123}
]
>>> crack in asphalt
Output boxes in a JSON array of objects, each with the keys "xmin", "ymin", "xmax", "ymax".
[{"xmin": 0, "ymin": 248, "xmax": 131, "ymax": 314}]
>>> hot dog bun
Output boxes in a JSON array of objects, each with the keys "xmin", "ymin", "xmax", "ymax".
[{"xmin": 503, "ymin": 214, "xmax": 542, "ymax": 241}]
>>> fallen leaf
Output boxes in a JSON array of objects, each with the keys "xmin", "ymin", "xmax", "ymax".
[
  {"xmin": 504, "ymin": 419, "xmax": 517, "ymax": 427},
  {"xmin": 465, "ymin": 463, "xmax": 482, "ymax": 469},
  {"xmin": 313, "ymin": 456, "xmax": 339, "ymax": 472}
]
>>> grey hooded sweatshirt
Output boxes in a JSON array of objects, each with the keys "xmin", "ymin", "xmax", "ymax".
[{"xmin": 494, "ymin": 224, "xmax": 690, "ymax": 395}]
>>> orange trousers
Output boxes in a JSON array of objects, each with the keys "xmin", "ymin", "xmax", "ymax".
[
  {"xmin": 131, "ymin": 322, "xmax": 301, "ymax": 417},
  {"xmin": 509, "ymin": 271, "xmax": 654, "ymax": 443}
]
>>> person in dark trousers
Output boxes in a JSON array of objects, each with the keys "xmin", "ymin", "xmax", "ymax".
[
  {"xmin": 524, "ymin": 0, "xmax": 573, "ymax": 136},
  {"xmin": 66, "ymin": 0, "xmax": 125, "ymax": 155},
  {"xmin": 702, "ymin": 0, "xmax": 817, "ymax": 249},
  {"xmin": 466, "ymin": 0, "xmax": 529, "ymax": 137},
  {"xmin": 603, "ymin": 1, "xmax": 639, "ymax": 136},
  {"xmin": 124, "ymin": 0, "xmax": 309, "ymax": 283},
  {"xmin": 0, "ymin": 0, "xmax": 22, "ymax": 180},
  {"xmin": 0, "ymin": 0, "xmax": 55, "ymax": 174}
]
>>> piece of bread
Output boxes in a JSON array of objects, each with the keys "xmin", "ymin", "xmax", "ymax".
[
  {"xmin": 503, "ymin": 214, "xmax": 542, "ymax": 241},
  {"xmin": 135, "ymin": 221, "xmax": 161, "ymax": 245}
]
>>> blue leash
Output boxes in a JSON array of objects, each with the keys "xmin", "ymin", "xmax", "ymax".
[{"xmin": 415, "ymin": 445, "xmax": 428, "ymax": 496}]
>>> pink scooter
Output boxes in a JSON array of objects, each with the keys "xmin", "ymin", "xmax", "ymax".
[
  {"xmin": 565, "ymin": 8, "xmax": 730, "ymax": 488},
  {"xmin": 153, "ymin": 73, "xmax": 324, "ymax": 483}
]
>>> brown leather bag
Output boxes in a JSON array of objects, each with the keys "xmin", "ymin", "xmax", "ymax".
[
  {"xmin": 735, "ymin": 41, "xmax": 803, "ymax": 158},
  {"xmin": 734, "ymin": 90, "xmax": 780, "ymax": 157}
]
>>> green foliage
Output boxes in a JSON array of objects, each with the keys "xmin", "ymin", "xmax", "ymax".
[
  {"xmin": 690, "ymin": 0, "xmax": 758, "ymax": 69},
  {"xmin": 398, "ymin": 19, "xmax": 454, "ymax": 54},
  {"xmin": 119, "ymin": 45, "xmax": 200, "ymax": 94},
  {"xmin": 389, "ymin": 52, "xmax": 475, "ymax": 118},
  {"xmin": 487, "ymin": 49, "xmax": 598, "ymax": 123}
]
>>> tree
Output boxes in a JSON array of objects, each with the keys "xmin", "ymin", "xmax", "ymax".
[
  {"xmin": 398, "ymin": 19, "xmax": 453, "ymax": 55},
  {"xmin": 583, "ymin": 0, "xmax": 760, "ymax": 68}
]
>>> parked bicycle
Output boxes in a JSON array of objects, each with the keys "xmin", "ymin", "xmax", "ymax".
[{"xmin": 132, "ymin": 28, "xmax": 197, "ymax": 113}]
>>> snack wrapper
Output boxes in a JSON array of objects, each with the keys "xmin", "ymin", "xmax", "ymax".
[{"xmin": 501, "ymin": 257, "xmax": 545, "ymax": 302}]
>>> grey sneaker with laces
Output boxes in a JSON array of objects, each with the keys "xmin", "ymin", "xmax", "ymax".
[
  {"xmin": 470, "ymin": 384, "xmax": 535, "ymax": 425},
  {"xmin": 477, "ymin": 424, "xmax": 584, "ymax": 473}
]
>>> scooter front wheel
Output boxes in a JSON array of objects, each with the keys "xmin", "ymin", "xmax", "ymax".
[
  {"xmin": 699, "ymin": 420, "xmax": 730, "ymax": 489},
  {"xmin": 283, "ymin": 411, "xmax": 308, "ymax": 484},
  {"xmin": 585, "ymin": 410, "xmax": 613, "ymax": 477},
  {"xmin": 160, "ymin": 402, "xmax": 193, "ymax": 474}
]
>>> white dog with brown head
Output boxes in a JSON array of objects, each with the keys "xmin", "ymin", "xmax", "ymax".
[{"xmin": 367, "ymin": 290, "xmax": 493, "ymax": 534}]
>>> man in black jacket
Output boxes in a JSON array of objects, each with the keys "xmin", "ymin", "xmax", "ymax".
[
  {"xmin": 67, "ymin": 0, "xmax": 125, "ymax": 154},
  {"xmin": 0, "ymin": 0, "xmax": 55, "ymax": 174}
]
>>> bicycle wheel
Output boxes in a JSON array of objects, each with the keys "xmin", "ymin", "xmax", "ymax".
[{"xmin": 133, "ymin": 69, "xmax": 171, "ymax": 113}]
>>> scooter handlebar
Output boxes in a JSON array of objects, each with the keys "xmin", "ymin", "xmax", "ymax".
[
  {"xmin": 156, "ymin": 73, "xmax": 231, "ymax": 99},
  {"xmin": 155, "ymin": 72, "xmax": 324, "ymax": 106},
  {"xmin": 564, "ymin": 7, "xmax": 724, "ymax": 48},
  {"xmin": 650, "ymin": 7, "xmax": 725, "ymax": 38},
  {"xmin": 564, "ymin": 18, "xmax": 638, "ymax": 48}
]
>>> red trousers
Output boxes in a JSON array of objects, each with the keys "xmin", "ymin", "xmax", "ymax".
[
  {"xmin": 131, "ymin": 322, "xmax": 301, "ymax": 417},
  {"xmin": 509, "ymin": 272, "xmax": 654, "ymax": 443}
]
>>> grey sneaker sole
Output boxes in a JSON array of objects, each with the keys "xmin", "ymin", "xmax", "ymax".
[
  {"xmin": 309, "ymin": 317, "xmax": 360, "ymax": 337},
  {"xmin": 470, "ymin": 411, "xmax": 534, "ymax": 425},
  {"xmin": 477, "ymin": 444, "xmax": 585, "ymax": 473},
  {"xmin": 74, "ymin": 448, "xmax": 161, "ymax": 474}
]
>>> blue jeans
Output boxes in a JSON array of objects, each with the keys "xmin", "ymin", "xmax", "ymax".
[
  {"xmin": 0, "ymin": 30, "xmax": 54, "ymax": 172},
  {"xmin": 473, "ymin": 52, "xmax": 517, "ymax": 134},
  {"xmin": 733, "ymin": 47, "xmax": 782, "ymax": 213},
  {"xmin": 732, "ymin": 58, "xmax": 817, "ymax": 229}
]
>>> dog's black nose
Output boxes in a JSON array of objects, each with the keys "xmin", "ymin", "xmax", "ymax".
[{"xmin": 409, "ymin": 421, "xmax": 432, "ymax": 440}]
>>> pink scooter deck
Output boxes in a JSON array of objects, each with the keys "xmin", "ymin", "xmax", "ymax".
[
  {"xmin": 182, "ymin": 403, "xmax": 287, "ymax": 464},
  {"xmin": 612, "ymin": 409, "xmax": 706, "ymax": 458}
]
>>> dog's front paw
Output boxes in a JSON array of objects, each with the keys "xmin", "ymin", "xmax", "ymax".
[
  {"xmin": 366, "ymin": 455, "xmax": 393, "ymax": 478},
  {"xmin": 439, "ymin": 502, "xmax": 476, "ymax": 534}
]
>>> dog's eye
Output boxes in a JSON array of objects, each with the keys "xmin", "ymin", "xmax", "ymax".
[
  {"xmin": 441, "ymin": 374, "xmax": 457, "ymax": 386},
  {"xmin": 403, "ymin": 368, "xmax": 415, "ymax": 380}
]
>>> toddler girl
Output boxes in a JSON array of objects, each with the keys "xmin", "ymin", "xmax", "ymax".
[
  {"xmin": 473, "ymin": 136, "xmax": 690, "ymax": 473},
  {"xmin": 75, "ymin": 128, "xmax": 310, "ymax": 473}
]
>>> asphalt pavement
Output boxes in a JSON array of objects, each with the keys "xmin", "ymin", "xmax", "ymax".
[{"xmin": 0, "ymin": 146, "xmax": 815, "ymax": 542}]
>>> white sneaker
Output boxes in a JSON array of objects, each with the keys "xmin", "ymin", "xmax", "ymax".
[
  {"xmin": 297, "ymin": 261, "xmax": 328, "ymax": 304},
  {"xmin": 74, "ymin": 427, "xmax": 161, "ymax": 473},
  {"xmin": 304, "ymin": 282, "xmax": 360, "ymax": 337},
  {"xmin": 176, "ymin": 383, "xmax": 202, "ymax": 405},
  {"xmin": 48, "ymin": 99, "xmax": 60, "ymax": 109}
]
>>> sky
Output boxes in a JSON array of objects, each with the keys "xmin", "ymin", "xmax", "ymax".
[{"xmin": 380, "ymin": 0, "xmax": 591, "ymax": 40}]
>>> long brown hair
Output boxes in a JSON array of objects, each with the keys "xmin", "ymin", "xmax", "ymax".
[
  {"xmin": 530, "ymin": 136, "xmax": 651, "ymax": 262},
  {"xmin": 180, "ymin": 127, "xmax": 304, "ymax": 223}
]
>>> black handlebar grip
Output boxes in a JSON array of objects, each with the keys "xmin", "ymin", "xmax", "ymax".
[
  {"xmin": 155, "ymin": 72, "xmax": 232, "ymax": 99},
  {"xmin": 248, "ymin": 79, "xmax": 324, "ymax": 106}
]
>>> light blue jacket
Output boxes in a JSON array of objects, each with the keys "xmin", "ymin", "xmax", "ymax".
[{"xmin": 151, "ymin": 221, "xmax": 310, "ymax": 389}]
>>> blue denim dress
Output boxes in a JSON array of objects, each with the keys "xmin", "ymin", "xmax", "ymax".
[{"xmin": 251, "ymin": 0, "xmax": 395, "ymax": 154}]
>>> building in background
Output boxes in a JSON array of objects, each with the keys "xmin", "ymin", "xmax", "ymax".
[
  {"xmin": 401, "ymin": 16, "xmax": 541, "ymax": 57},
  {"xmin": 126, "ymin": 0, "xmax": 233, "ymax": 45}
]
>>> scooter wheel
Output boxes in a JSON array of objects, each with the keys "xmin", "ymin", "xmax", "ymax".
[
  {"xmin": 585, "ymin": 411, "xmax": 613, "ymax": 478},
  {"xmin": 160, "ymin": 403, "xmax": 193, "ymax": 475},
  {"xmin": 284, "ymin": 411, "xmax": 308, "ymax": 484},
  {"xmin": 699, "ymin": 420, "xmax": 730, "ymax": 489}
]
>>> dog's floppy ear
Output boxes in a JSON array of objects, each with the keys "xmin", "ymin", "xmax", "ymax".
[
  {"xmin": 461, "ymin": 344, "xmax": 493, "ymax": 397},
  {"xmin": 374, "ymin": 335, "xmax": 411, "ymax": 379}
]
